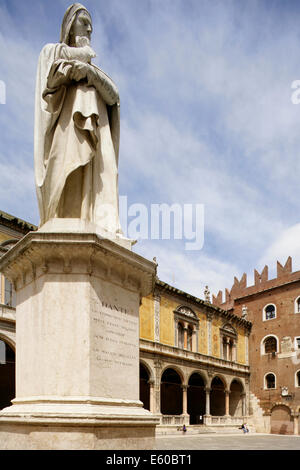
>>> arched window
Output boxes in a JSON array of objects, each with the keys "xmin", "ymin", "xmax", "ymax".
[
  {"xmin": 295, "ymin": 297, "xmax": 300, "ymax": 314},
  {"xmin": 265, "ymin": 373, "xmax": 276, "ymax": 389},
  {"xmin": 264, "ymin": 336, "xmax": 277, "ymax": 354},
  {"xmin": 263, "ymin": 304, "xmax": 276, "ymax": 321},
  {"xmin": 296, "ymin": 371, "xmax": 300, "ymax": 388},
  {"xmin": 160, "ymin": 368, "xmax": 183, "ymax": 415},
  {"xmin": 174, "ymin": 305, "xmax": 199, "ymax": 352},
  {"xmin": 220, "ymin": 323, "xmax": 237, "ymax": 362}
]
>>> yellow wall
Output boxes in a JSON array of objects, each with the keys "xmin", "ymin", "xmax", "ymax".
[
  {"xmin": 139, "ymin": 294, "xmax": 154, "ymax": 341},
  {"xmin": 138, "ymin": 290, "xmax": 249, "ymax": 363},
  {"xmin": 0, "ymin": 232, "xmax": 11, "ymax": 244},
  {"xmin": 197, "ymin": 312, "xmax": 208, "ymax": 355},
  {"xmin": 159, "ymin": 294, "xmax": 177, "ymax": 346},
  {"xmin": 211, "ymin": 316, "xmax": 223, "ymax": 358}
]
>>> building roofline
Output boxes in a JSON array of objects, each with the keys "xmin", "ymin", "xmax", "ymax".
[
  {"xmin": 0, "ymin": 210, "xmax": 37, "ymax": 235},
  {"xmin": 155, "ymin": 278, "xmax": 252, "ymax": 329}
]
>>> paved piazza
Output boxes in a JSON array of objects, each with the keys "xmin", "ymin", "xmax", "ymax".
[{"xmin": 154, "ymin": 433, "xmax": 300, "ymax": 450}]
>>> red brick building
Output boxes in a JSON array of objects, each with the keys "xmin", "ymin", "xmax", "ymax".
[{"xmin": 213, "ymin": 256, "xmax": 300, "ymax": 434}]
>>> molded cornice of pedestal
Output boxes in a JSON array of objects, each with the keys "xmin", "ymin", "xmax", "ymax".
[{"xmin": 0, "ymin": 231, "xmax": 156, "ymax": 297}]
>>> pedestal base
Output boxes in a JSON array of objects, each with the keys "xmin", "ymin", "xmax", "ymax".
[
  {"xmin": 0, "ymin": 399, "xmax": 158, "ymax": 449},
  {"xmin": 0, "ymin": 421, "xmax": 156, "ymax": 450},
  {"xmin": 0, "ymin": 230, "xmax": 158, "ymax": 449}
]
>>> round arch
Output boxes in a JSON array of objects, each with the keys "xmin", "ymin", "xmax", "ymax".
[
  {"xmin": 139, "ymin": 362, "xmax": 151, "ymax": 411},
  {"xmin": 160, "ymin": 364, "xmax": 185, "ymax": 385},
  {"xmin": 229, "ymin": 378, "xmax": 244, "ymax": 416},
  {"xmin": 264, "ymin": 372, "xmax": 276, "ymax": 390},
  {"xmin": 210, "ymin": 375, "xmax": 226, "ymax": 416},
  {"xmin": 160, "ymin": 368, "xmax": 183, "ymax": 415},
  {"xmin": 187, "ymin": 369, "xmax": 207, "ymax": 386},
  {"xmin": 0, "ymin": 337, "xmax": 15, "ymax": 410},
  {"xmin": 187, "ymin": 372, "xmax": 206, "ymax": 425},
  {"xmin": 295, "ymin": 370, "xmax": 300, "ymax": 388},
  {"xmin": 262, "ymin": 303, "xmax": 277, "ymax": 321},
  {"xmin": 294, "ymin": 296, "xmax": 300, "ymax": 314},
  {"xmin": 270, "ymin": 403, "xmax": 293, "ymax": 435},
  {"xmin": 209, "ymin": 374, "xmax": 228, "ymax": 390},
  {"xmin": 139, "ymin": 359, "xmax": 154, "ymax": 382},
  {"xmin": 0, "ymin": 334, "xmax": 15, "ymax": 352},
  {"xmin": 229, "ymin": 377, "xmax": 245, "ymax": 392},
  {"xmin": 270, "ymin": 402, "xmax": 293, "ymax": 413},
  {"xmin": 260, "ymin": 334, "xmax": 279, "ymax": 356}
]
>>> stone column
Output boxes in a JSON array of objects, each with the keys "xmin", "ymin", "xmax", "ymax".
[
  {"xmin": 293, "ymin": 413, "xmax": 299, "ymax": 435},
  {"xmin": 192, "ymin": 325, "xmax": 197, "ymax": 352},
  {"xmin": 148, "ymin": 380, "xmax": 155, "ymax": 413},
  {"xmin": 205, "ymin": 386, "xmax": 211, "ymax": 415},
  {"xmin": 182, "ymin": 385, "xmax": 188, "ymax": 415},
  {"xmin": 203, "ymin": 387, "xmax": 211, "ymax": 425},
  {"xmin": 232, "ymin": 340, "xmax": 237, "ymax": 362},
  {"xmin": 225, "ymin": 338, "xmax": 230, "ymax": 361},
  {"xmin": 182, "ymin": 385, "xmax": 189, "ymax": 425},
  {"xmin": 183, "ymin": 322, "xmax": 188, "ymax": 349},
  {"xmin": 154, "ymin": 359, "xmax": 162, "ymax": 415},
  {"xmin": 225, "ymin": 390, "xmax": 230, "ymax": 416}
]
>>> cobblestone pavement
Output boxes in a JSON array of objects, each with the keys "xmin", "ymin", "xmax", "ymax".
[{"xmin": 154, "ymin": 433, "xmax": 300, "ymax": 450}]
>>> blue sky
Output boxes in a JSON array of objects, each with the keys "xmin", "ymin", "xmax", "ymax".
[{"xmin": 1, "ymin": 0, "xmax": 300, "ymax": 300}]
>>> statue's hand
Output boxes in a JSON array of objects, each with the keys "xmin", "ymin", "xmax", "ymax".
[
  {"xmin": 82, "ymin": 45, "xmax": 96, "ymax": 63},
  {"xmin": 69, "ymin": 61, "xmax": 89, "ymax": 82}
]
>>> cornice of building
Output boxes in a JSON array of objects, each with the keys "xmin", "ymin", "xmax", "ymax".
[
  {"xmin": 155, "ymin": 278, "xmax": 252, "ymax": 330},
  {"xmin": 0, "ymin": 210, "xmax": 37, "ymax": 235}
]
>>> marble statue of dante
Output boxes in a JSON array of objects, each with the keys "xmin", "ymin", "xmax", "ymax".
[{"xmin": 34, "ymin": 3, "xmax": 122, "ymax": 235}]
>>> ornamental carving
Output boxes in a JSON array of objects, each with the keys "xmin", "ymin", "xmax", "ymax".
[
  {"xmin": 175, "ymin": 305, "xmax": 198, "ymax": 320},
  {"xmin": 220, "ymin": 323, "xmax": 237, "ymax": 338}
]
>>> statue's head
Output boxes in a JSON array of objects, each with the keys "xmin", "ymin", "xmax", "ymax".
[{"xmin": 60, "ymin": 3, "xmax": 92, "ymax": 46}]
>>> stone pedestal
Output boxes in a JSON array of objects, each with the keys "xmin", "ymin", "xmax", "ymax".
[{"xmin": 0, "ymin": 227, "xmax": 159, "ymax": 449}]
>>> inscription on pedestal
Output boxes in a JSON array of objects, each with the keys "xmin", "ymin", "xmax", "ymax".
[{"xmin": 91, "ymin": 295, "xmax": 138, "ymax": 371}]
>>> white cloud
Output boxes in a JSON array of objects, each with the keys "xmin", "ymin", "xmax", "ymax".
[
  {"xmin": 259, "ymin": 223, "xmax": 300, "ymax": 279},
  {"xmin": 1, "ymin": 0, "xmax": 300, "ymax": 299},
  {"xmin": 134, "ymin": 239, "xmax": 240, "ymax": 301}
]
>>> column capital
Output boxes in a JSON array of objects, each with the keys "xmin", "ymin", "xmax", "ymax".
[
  {"xmin": 153, "ymin": 292, "xmax": 161, "ymax": 301},
  {"xmin": 181, "ymin": 384, "xmax": 189, "ymax": 391},
  {"xmin": 205, "ymin": 386, "xmax": 211, "ymax": 393},
  {"xmin": 154, "ymin": 359, "xmax": 162, "ymax": 370},
  {"xmin": 206, "ymin": 311, "xmax": 214, "ymax": 321}
]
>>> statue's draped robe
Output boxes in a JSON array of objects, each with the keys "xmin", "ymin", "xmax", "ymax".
[{"xmin": 34, "ymin": 43, "xmax": 121, "ymax": 234}]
